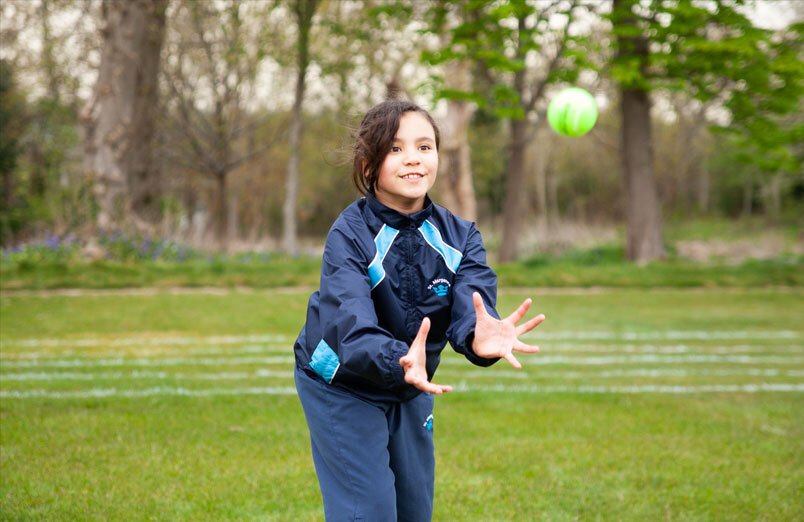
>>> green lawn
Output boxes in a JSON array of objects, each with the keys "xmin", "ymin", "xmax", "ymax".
[{"xmin": 1, "ymin": 289, "xmax": 802, "ymax": 520}]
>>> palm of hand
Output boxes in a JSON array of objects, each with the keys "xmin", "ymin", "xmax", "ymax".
[
  {"xmin": 471, "ymin": 292, "xmax": 544, "ymax": 368},
  {"xmin": 472, "ymin": 311, "xmax": 517, "ymax": 358},
  {"xmin": 400, "ymin": 317, "xmax": 453, "ymax": 395}
]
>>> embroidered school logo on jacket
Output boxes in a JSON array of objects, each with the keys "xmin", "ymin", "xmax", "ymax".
[{"xmin": 427, "ymin": 278, "xmax": 451, "ymax": 297}]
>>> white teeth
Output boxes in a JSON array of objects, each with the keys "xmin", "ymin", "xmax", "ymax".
[{"xmin": 402, "ymin": 174, "xmax": 423, "ymax": 179}]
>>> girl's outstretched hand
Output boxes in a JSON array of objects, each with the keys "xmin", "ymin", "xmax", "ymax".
[
  {"xmin": 400, "ymin": 317, "xmax": 453, "ymax": 395},
  {"xmin": 471, "ymin": 292, "xmax": 545, "ymax": 368}
]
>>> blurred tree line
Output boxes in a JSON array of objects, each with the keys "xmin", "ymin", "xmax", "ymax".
[{"xmin": 0, "ymin": 0, "xmax": 801, "ymax": 263}]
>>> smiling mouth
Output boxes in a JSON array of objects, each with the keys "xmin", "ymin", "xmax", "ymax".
[{"xmin": 401, "ymin": 173, "xmax": 425, "ymax": 180}]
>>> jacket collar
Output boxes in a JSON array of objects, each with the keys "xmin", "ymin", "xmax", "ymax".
[{"xmin": 366, "ymin": 193, "xmax": 434, "ymax": 230}]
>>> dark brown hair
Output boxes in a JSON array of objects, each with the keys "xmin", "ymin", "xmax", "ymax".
[{"xmin": 352, "ymin": 100, "xmax": 440, "ymax": 196}]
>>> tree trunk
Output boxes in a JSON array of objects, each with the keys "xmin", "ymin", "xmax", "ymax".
[
  {"xmin": 127, "ymin": 0, "xmax": 166, "ymax": 229},
  {"xmin": 283, "ymin": 0, "xmax": 317, "ymax": 255},
  {"xmin": 741, "ymin": 179, "xmax": 753, "ymax": 217},
  {"xmin": 438, "ymin": 96, "xmax": 477, "ymax": 220},
  {"xmin": 81, "ymin": 0, "xmax": 167, "ymax": 233},
  {"xmin": 228, "ymin": 189, "xmax": 239, "ymax": 246},
  {"xmin": 620, "ymin": 88, "xmax": 665, "ymax": 264},
  {"xmin": 764, "ymin": 174, "xmax": 781, "ymax": 222},
  {"xmin": 39, "ymin": 0, "xmax": 60, "ymax": 104},
  {"xmin": 547, "ymin": 162, "xmax": 559, "ymax": 228},
  {"xmin": 696, "ymin": 164, "xmax": 710, "ymax": 214},
  {"xmin": 216, "ymin": 172, "xmax": 228, "ymax": 250},
  {"xmin": 615, "ymin": 0, "xmax": 665, "ymax": 264},
  {"xmin": 531, "ymin": 121, "xmax": 551, "ymax": 230},
  {"xmin": 499, "ymin": 118, "xmax": 528, "ymax": 262}
]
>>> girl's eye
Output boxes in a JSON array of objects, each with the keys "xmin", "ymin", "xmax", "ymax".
[
  {"xmin": 391, "ymin": 146, "xmax": 402, "ymax": 153},
  {"xmin": 419, "ymin": 145, "xmax": 431, "ymax": 151}
]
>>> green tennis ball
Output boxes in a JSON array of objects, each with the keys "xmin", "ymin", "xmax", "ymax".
[{"xmin": 547, "ymin": 87, "xmax": 598, "ymax": 137}]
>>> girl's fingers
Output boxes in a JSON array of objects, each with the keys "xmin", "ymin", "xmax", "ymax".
[
  {"xmin": 503, "ymin": 353, "xmax": 522, "ymax": 369},
  {"xmin": 472, "ymin": 292, "xmax": 488, "ymax": 319},
  {"xmin": 505, "ymin": 298, "xmax": 532, "ymax": 324},
  {"xmin": 513, "ymin": 340, "xmax": 540, "ymax": 353},
  {"xmin": 411, "ymin": 378, "xmax": 452, "ymax": 395},
  {"xmin": 414, "ymin": 317, "xmax": 431, "ymax": 343},
  {"xmin": 515, "ymin": 314, "xmax": 546, "ymax": 336}
]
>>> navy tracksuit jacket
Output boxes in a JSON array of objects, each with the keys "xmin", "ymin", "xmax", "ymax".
[{"xmin": 294, "ymin": 194, "xmax": 501, "ymax": 401}]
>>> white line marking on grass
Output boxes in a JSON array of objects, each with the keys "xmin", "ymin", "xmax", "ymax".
[
  {"xmin": 540, "ymin": 344, "xmax": 804, "ymax": 354},
  {"xmin": 4, "ymin": 353, "xmax": 803, "ymax": 370},
  {"xmin": 5, "ymin": 368, "xmax": 803, "ymax": 383},
  {"xmin": 439, "ymin": 354, "xmax": 804, "ymax": 366},
  {"xmin": 0, "ymin": 386, "xmax": 298, "ymax": 399},
  {"xmin": 0, "ymin": 334, "xmax": 293, "ymax": 349},
  {"xmin": 453, "ymin": 383, "xmax": 804, "ymax": 394},
  {"xmin": 0, "ymin": 369, "xmax": 293, "ymax": 381},
  {"xmin": 3, "ymin": 343, "xmax": 801, "ymax": 363},
  {"xmin": 0, "ymin": 344, "xmax": 804, "ymax": 361},
  {"xmin": 2, "ymin": 383, "xmax": 803, "ymax": 399},
  {"xmin": 0, "ymin": 344, "xmax": 291, "ymax": 360},
  {"xmin": 0, "ymin": 356, "xmax": 295, "ymax": 369},
  {"xmin": 437, "ymin": 368, "xmax": 804, "ymax": 380},
  {"xmin": 524, "ymin": 331, "xmax": 800, "ymax": 341},
  {"xmin": 2, "ymin": 330, "xmax": 798, "ymax": 350}
]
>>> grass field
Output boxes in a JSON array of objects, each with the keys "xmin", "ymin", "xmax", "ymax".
[{"xmin": 1, "ymin": 288, "xmax": 802, "ymax": 520}]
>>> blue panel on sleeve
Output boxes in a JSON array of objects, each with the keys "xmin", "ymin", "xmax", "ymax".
[
  {"xmin": 419, "ymin": 220, "xmax": 462, "ymax": 273},
  {"xmin": 310, "ymin": 339, "xmax": 340, "ymax": 384},
  {"xmin": 367, "ymin": 224, "xmax": 399, "ymax": 289}
]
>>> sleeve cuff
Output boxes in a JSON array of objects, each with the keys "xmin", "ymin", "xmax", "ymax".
[{"xmin": 383, "ymin": 341, "xmax": 409, "ymax": 389}]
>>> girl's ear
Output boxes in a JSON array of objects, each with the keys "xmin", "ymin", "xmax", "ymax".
[{"xmin": 362, "ymin": 160, "xmax": 369, "ymax": 178}]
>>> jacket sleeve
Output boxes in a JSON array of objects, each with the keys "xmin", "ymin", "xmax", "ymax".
[
  {"xmin": 447, "ymin": 224, "xmax": 501, "ymax": 367},
  {"xmin": 315, "ymin": 227, "xmax": 409, "ymax": 390}
]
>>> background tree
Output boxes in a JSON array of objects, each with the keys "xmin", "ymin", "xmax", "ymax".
[
  {"xmin": 426, "ymin": 0, "xmax": 597, "ymax": 262},
  {"xmin": 283, "ymin": 0, "xmax": 319, "ymax": 256},
  {"xmin": 161, "ymin": 0, "xmax": 280, "ymax": 249},
  {"xmin": 0, "ymin": 0, "xmax": 99, "ymax": 243},
  {"xmin": 82, "ymin": 0, "xmax": 168, "ymax": 232},
  {"xmin": 0, "ymin": 60, "xmax": 28, "ymax": 243},
  {"xmin": 611, "ymin": 0, "xmax": 665, "ymax": 263},
  {"xmin": 424, "ymin": 1, "xmax": 479, "ymax": 221},
  {"xmin": 609, "ymin": 0, "xmax": 803, "ymax": 263}
]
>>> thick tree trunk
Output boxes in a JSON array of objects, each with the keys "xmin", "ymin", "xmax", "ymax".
[
  {"xmin": 128, "ymin": 1, "xmax": 166, "ymax": 228},
  {"xmin": 81, "ymin": 0, "xmax": 166, "ymax": 232},
  {"xmin": 499, "ymin": 118, "xmax": 528, "ymax": 262},
  {"xmin": 620, "ymin": 88, "xmax": 665, "ymax": 264},
  {"xmin": 283, "ymin": 0, "xmax": 317, "ymax": 255},
  {"xmin": 615, "ymin": 0, "xmax": 665, "ymax": 264}
]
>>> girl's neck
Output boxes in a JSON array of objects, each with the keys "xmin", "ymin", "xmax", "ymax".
[{"xmin": 373, "ymin": 191, "xmax": 425, "ymax": 215}]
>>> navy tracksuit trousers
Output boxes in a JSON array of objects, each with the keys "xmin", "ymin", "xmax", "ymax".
[{"xmin": 295, "ymin": 367, "xmax": 435, "ymax": 522}]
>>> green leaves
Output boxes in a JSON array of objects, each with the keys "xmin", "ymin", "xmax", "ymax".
[
  {"xmin": 422, "ymin": 0, "xmax": 594, "ymax": 120},
  {"xmin": 610, "ymin": 0, "xmax": 802, "ymax": 175}
]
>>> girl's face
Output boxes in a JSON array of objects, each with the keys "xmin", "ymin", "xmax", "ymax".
[{"xmin": 374, "ymin": 111, "xmax": 439, "ymax": 214}]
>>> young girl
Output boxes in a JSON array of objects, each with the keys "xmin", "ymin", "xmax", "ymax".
[{"xmin": 293, "ymin": 100, "xmax": 544, "ymax": 521}]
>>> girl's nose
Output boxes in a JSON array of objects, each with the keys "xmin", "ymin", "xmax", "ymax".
[{"xmin": 404, "ymin": 151, "xmax": 421, "ymax": 165}]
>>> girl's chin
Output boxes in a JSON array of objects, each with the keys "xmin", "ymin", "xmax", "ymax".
[{"xmin": 375, "ymin": 190, "xmax": 428, "ymax": 212}]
